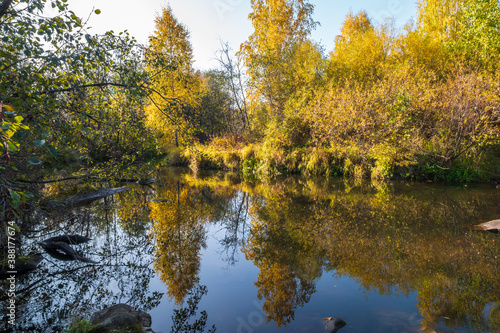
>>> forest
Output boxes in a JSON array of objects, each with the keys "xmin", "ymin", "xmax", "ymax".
[{"xmin": 1, "ymin": 0, "xmax": 500, "ymax": 221}]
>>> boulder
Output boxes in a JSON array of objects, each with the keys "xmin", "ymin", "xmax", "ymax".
[
  {"xmin": 150, "ymin": 199, "xmax": 172, "ymax": 203},
  {"xmin": 137, "ymin": 178, "xmax": 158, "ymax": 186},
  {"xmin": 90, "ymin": 304, "xmax": 155, "ymax": 333},
  {"xmin": 0, "ymin": 253, "xmax": 43, "ymax": 279},
  {"xmin": 322, "ymin": 317, "xmax": 346, "ymax": 333},
  {"xmin": 43, "ymin": 234, "xmax": 92, "ymax": 245}
]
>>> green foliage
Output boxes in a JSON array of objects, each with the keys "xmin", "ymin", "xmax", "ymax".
[
  {"xmin": 240, "ymin": 0, "xmax": 318, "ymax": 124},
  {"xmin": 1, "ymin": 0, "xmax": 156, "ymax": 168},
  {"xmin": 0, "ymin": 104, "xmax": 35, "ymax": 220},
  {"xmin": 0, "ymin": 104, "xmax": 28, "ymax": 160},
  {"xmin": 63, "ymin": 318, "xmax": 94, "ymax": 333}
]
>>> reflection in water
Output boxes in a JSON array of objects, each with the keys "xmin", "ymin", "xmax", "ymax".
[
  {"xmin": 150, "ymin": 180, "xmax": 209, "ymax": 304},
  {"xmin": 0, "ymin": 185, "xmax": 162, "ymax": 332},
  {"xmin": 179, "ymin": 174, "xmax": 499, "ymax": 332},
  {"xmin": 0, "ymin": 170, "xmax": 499, "ymax": 333}
]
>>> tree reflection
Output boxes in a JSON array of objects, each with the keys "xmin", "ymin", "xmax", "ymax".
[
  {"xmin": 254, "ymin": 261, "xmax": 315, "ymax": 327},
  {"xmin": 216, "ymin": 191, "xmax": 249, "ymax": 266},
  {"xmin": 0, "ymin": 187, "xmax": 162, "ymax": 332},
  {"xmin": 188, "ymin": 175, "xmax": 499, "ymax": 332},
  {"xmin": 150, "ymin": 180, "xmax": 220, "ymax": 304},
  {"xmin": 242, "ymin": 186, "xmax": 324, "ymax": 326},
  {"xmin": 4, "ymin": 172, "xmax": 498, "ymax": 332}
]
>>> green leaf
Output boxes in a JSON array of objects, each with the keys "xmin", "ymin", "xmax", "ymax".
[
  {"xmin": 47, "ymin": 144, "xmax": 58, "ymax": 157},
  {"xmin": 7, "ymin": 141, "xmax": 20, "ymax": 152},
  {"xmin": 34, "ymin": 139, "xmax": 46, "ymax": 147},
  {"xmin": 9, "ymin": 190, "xmax": 21, "ymax": 204},
  {"xmin": 8, "ymin": 222, "xmax": 21, "ymax": 233},
  {"xmin": 28, "ymin": 156, "xmax": 43, "ymax": 165},
  {"xmin": 14, "ymin": 116, "xmax": 23, "ymax": 123}
]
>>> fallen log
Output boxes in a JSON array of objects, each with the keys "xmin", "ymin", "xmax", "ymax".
[
  {"xmin": 65, "ymin": 187, "xmax": 130, "ymax": 206},
  {"xmin": 43, "ymin": 187, "xmax": 130, "ymax": 208},
  {"xmin": 477, "ymin": 219, "xmax": 500, "ymax": 234}
]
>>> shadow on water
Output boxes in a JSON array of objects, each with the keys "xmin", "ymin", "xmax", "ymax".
[{"xmin": 1, "ymin": 168, "xmax": 499, "ymax": 332}]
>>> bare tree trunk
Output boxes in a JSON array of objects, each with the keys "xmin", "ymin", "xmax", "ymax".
[{"xmin": 216, "ymin": 40, "xmax": 249, "ymax": 132}]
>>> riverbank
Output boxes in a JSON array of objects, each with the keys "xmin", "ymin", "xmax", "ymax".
[{"xmin": 178, "ymin": 136, "xmax": 500, "ymax": 183}]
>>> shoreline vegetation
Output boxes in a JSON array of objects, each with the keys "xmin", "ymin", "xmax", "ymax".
[{"xmin": 179, "ymin": 130, "xmax": 500, "ymax": 183}]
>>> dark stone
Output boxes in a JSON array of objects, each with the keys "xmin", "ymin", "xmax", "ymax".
[
  {"xmin": 137, "ymin": 178, "xmax": 157, "ymax": 186},
  {"xmin": 40, "ymin": 241, "xmax": 98, "ymax": 263},
  {"xmin": 150, "ymin": 199, "xmax": 172, "ymax": 203},
  {"xmin": 90, "ymin": 304, "xmax": 155, "ymax": 333},
  {"xmin": 0, "ymin": 253, "xmax": 44, "ymax": 279},
  {"xmin": 43, "ymin": 234, "xmax": 92, "ymax": 245},
  {"xmin": 322, "ymin": 317, "xmax": 347, "ymax": 333}
]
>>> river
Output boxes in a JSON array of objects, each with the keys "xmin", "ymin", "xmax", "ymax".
[{"xmin": 1, "ymin": 168, "xmax": 499, "ymax": 332}]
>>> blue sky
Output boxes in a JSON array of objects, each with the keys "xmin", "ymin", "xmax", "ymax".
[{"xmin": 69, "ymin": 0, "xmax": 417, "ymax": 70}]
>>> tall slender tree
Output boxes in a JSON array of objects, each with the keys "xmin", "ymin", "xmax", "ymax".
[
  {"xmin": 145, "ymin": 5, "xmax": 198, "ymax": 147},
  {"xmin": 239, "ymin": 0, "xmax": 317, "ymax": 124}
]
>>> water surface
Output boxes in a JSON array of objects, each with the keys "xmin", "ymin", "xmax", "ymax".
[{"xmin": 1, "ymin": 169, "xmax": 499, "ymax": 332}]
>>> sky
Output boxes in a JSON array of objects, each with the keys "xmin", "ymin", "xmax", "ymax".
[{"xmin": 68, "ymin": 0, "xmax": 417, "ymax": 71}]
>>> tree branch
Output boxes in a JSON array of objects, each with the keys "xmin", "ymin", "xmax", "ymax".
[
  {"xmin": 0, "ymin": 0, "xmax": 13, "ymax": 21},
  {"xmin": 45, "ymin": 82, "xmax": 134, "ymax": 94}
]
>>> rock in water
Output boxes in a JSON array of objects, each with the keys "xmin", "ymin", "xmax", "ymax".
[
  {"xmin": 40, "ymin": 241, "xmax": 98, "ymax": 263},
  {"xmin": 137, "ymin": 178, "xmax": 157, "ymax": 186},
  {"xmin": 90, "ymin": 304, "xmax": 155, "ymax": 333},
  {"xmin": 0, "ymin": 254, "xmax": 44, "ymax": 279},
  {"xmin": 150, "ymin": 198, "xmax": 172, "ymax": 203},
  {"xmin": 43, "ymin": 234, "xmax": 92, "ymax": 245},
  {"xmin": 40, "ymin": 241, "xmax": 79, "ymax": 260},
  {"xmin": 323, "ymin": 317, "xmax": 347, "ymax": 333}
]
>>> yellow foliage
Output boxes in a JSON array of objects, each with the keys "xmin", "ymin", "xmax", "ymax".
[
  {"xmin": 329, "ymin": 11, "xmax": 390, "ymax": 84},
  {"xmin": 144, "ymin": 6, "xmax": 201, "ymax": 146}
]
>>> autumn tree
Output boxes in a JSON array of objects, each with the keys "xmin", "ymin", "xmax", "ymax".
[
  {"xmin": 145, "ymin": 5, "xmax": 199, "ymax": 148},
  {"xmin": 416, "ymin": 0, "xmax": 463, "ymax": 42},
  {"xmin": 240, "ymin": 0, "xmax": 317, "ymax": 125},
  {"xmin": 412, "ymin": 0, "xmax": 500, "ymax": 72},
  {"xmin": 328, "ymin": 11, "xmax": 390, "ymax": 84},
  {"xmin": 455, "ymin": 0, "xmax": 500, "ymax": 70}
]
